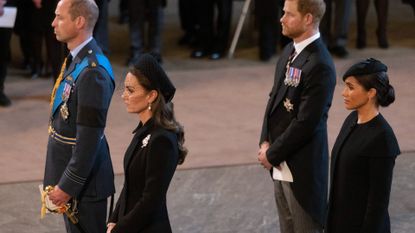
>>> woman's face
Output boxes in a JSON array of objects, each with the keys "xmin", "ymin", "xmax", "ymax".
[
  {"xmin": 342, "ymin": 76, "xmax": 374, "ymax": 110},
  {"xmin": 121, "ymin": 72, "xmax": 151, "ymax": 114}
]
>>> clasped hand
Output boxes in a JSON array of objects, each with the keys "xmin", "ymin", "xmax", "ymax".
[{"xmin": 48, "ymin": 186, "xmax": 71, "ymax": 207}]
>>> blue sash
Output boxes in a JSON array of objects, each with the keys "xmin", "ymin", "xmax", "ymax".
[{"xmin": 51, "ymin": 54, "xmax": 114, "ymax": 116}]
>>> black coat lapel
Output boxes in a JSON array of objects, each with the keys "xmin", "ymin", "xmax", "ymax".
[
  {"xmin": 269, "ymin": 39, "xmax": 322, "ymax": 115},
  {"xmin": 268, "ymin": 44, "xmax": 293, "ymax": 115},
  {"xmin": 123, "ymin": 119, "xmax": 154, "ymax": 170},
  {"xmin": 330, "ymin": 112, "xmax": 358, "ymax": 175}
]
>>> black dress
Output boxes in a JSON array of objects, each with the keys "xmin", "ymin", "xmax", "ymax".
[{"xmin": 326, "ymin": 111, "xmax": 400, "ymax": 233}]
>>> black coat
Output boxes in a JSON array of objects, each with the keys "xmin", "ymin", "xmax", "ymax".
[
  {"xmin": 109, "ymin": 119, "xmax": 179, "ymax": 233},
  {"xmin": 260, "ymin": 38, "xmax": 336, "ymax": 225},
  {"xmin": 326, "ymin": 112, "xmax": 400, "ymax": 233}
]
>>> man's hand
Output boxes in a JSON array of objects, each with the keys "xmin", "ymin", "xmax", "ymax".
[
  {"xmin": 106, "ymin": 223, "xmax": 116, "ymax": 233},
  {"xmin": 48, "ymin": 185, "xmax": 71, "ymax": 207},
  {"xmin": 258, "ymin": 141, "xmax": 272, "ymax": 170},
  {"xmin": 0, "ymin": 0, "xmax": 6, "ymax": 16}
]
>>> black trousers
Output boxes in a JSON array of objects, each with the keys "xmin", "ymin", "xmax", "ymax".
[
  {"xmin": 255, "ymin": 0, "xmax": 290, "ymax": 56},
  {"xmin": 94, "ymin": 0, "xmax": 110, "ymax": 54},
  {"xmin": 0, "ymin": 28, "xmax": 12, "ymax": 93},
  {"xmin": 128, "ymin": 0, "xmax": 164, "ymax": 57},
  {"xmin": 195, "ymin": 0, "xmax": 232, "ymax": 53},
  {"xmin": 178, "ymin": 0, "xmax": 198, "ymax": 35}
]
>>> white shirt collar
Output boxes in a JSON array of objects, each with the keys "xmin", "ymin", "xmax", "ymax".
[
  {"xmin": 70, "ymin": 37, "xmax": 93, "ymax": 59},
  {"xmin": 292, "ymin": 32, "xmax": 320, "ymax": 60}
]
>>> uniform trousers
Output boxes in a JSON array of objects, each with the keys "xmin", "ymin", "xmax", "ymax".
[
  {"xmin": 274, "ymin": 181, "xmax": 322, "ymax": 233},
  {"xmin": 63, "ymin": 198, "xmax": 107, "ymax": 233}
]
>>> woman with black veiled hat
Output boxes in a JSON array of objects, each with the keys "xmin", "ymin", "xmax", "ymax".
[
  {"xmin": 326, "ymin": 58, "xmax": 400, "ymax": 233},
  {"xmin": 107, "ymin": 54, "xmax": 187, "ymax": 233}
]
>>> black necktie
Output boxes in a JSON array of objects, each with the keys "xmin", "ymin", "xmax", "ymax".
[
  {"xmin": 286, "ymin": 48, "xmax": 297, "ymax": 68},
  {"xmin": 65, "ymin": 54, "xmax": 73, "ymax": 70}
]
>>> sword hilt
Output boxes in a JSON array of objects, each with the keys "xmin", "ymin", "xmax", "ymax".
[{"xmin": 65, "ymin": 208, "xmax": 79, "ymax": 224}]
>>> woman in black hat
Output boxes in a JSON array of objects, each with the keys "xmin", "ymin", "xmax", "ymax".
[
  {"xmin": 326, "ymin": 58, "xmax": 400, "ymax": 233},
  {"xmin": 107, "ymin": 54, "xmax": 187, "ymax": 233}
]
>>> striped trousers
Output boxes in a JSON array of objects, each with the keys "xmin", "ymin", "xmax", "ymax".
[{"xmin": 274, "ymin": 181, "xmax": 323, "ymax": 233}]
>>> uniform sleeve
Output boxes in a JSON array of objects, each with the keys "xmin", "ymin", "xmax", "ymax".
[
  {"xmin": 58, "ymin": 67, "xmax": 114, "ymax": 197},
  {"xmin": 266, "ymin": 62, "xmax": 336, "ymax": 165},
  {"xmin": 112, "ymin": 134, "xmax": 178, "ymax": 233}
]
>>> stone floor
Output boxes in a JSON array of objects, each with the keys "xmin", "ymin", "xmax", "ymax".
[
  {"xmin": 1, "ymin": 153, "xmax": 415, "ymax": 233},
  {"xmin": 0, "ymin": 0, "xmax": 414, "ymax": 232}
]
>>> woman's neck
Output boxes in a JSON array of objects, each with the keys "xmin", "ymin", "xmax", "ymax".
[
  {"xmin": 356, "ymin": 105, "xmax": 379, "ymax": 124},
  {"xmin": 139, "ymin": 112, "xmax": 153, "ymax": 125}
]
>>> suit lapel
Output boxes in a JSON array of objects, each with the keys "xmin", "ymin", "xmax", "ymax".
[
  {"xmin": 268, "ymin": 44, "xmax": 293, "ymax": 115},
  {"xmin": 269, "ymin": 43, "xmax": 312, "ymax": 114}
]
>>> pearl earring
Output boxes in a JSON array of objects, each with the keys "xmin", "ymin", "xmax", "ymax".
[{"xmin": 148, "ymin": 103, "xmax": 152, "ymax": 111}]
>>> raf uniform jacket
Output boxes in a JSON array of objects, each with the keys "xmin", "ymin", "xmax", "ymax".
[
  {"xmin": 260, "ymin": 38, "xmax": 336, "ymax": 226},
  {"xmin": 109, "ymin": 118, "xmax": 179, "ymax": 233},
  {"xmin": 43, "ymin": 39, "xmax": 115, "ymax": 201},
  {"xmin": 326, "ymin": 112, "xmax": 400, "ymax": 233}
]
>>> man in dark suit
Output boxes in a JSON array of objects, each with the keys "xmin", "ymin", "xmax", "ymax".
[
  {"xmin": 258, "ymin": 0, "xmax": 336, "ymax": 232},
  {"xmin": 43, "ymin": 0, "xmax": 115, "ymax": 233}
]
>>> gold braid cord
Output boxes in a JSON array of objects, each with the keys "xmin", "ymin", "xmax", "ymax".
[{"xmin": 50, "ymin": 57, "xmax": 68, "ymax": 111}]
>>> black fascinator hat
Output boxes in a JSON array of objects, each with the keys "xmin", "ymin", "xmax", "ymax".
[
  {"xmin": 343, "ymin": 58, "xmax": 388, "ymax": 80},
  {"xmin": 133, "ymin": 54, "xmax": 176, "ymax": 102}
]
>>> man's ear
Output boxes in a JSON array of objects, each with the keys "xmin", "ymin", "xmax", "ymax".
[
  {"xmin": 305, "ymin": 13, "xmax": 314, "ymax": 27},
  {"xmin": 75, "ymin": 16, "xmax": 86, "ymax": 30}
]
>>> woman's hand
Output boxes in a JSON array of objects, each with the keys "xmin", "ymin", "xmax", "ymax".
[{"xmin": 106, "ymin": 223, "xmax": 116, "ymax": 233}]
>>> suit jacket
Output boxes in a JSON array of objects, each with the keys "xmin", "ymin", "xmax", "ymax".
[
  {"xmin": 326, "ymin": 112, "xmax": 400, "ymax": 233},
  {"xmin": 109, "ymin": 118, "xmax": 179, "ymax": 233},
  {"xmin": 43, "ymin": 39, "xmax": 115, "ymax": 201},
  {"xmin": 260, "ymin": 38, "xmax": 336, "ymax": 225}
]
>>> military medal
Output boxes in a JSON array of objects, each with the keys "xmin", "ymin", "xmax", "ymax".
[
  {"xmin": 60, "ymin": 102, "xmax": 69, "ymax": 120},
  {"xmin": 62, "ymin": 83, "xmax": 71, "ymax": 101},
  {"xmin": 60, "ymin": 82, "xmax": 72, "ymax": 120},
  {"xmin": 283, "ymin": 98, "xmax": 294, "ymax": 112},
  {"xmin": 284, "ymin": 67, "xmax": 302, "ymax": 87}
]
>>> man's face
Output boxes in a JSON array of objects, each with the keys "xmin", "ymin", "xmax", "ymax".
[
  {"xmin": 280, "ymin": 0, "xmax": 307, "ymax": 40},
  {"xmin": 51, "ymin": 0, "xmax": 78, "ymax": 44}
]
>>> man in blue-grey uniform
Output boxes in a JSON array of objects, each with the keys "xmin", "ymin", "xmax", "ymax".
[{"xmin": 43, "ymin": 0, "xmax": 115, "ymax": 233}]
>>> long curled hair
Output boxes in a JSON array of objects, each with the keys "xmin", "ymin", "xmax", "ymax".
[{"xmin": 130, "ymin": 68, "xmax": 188, "ymax": 165}]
